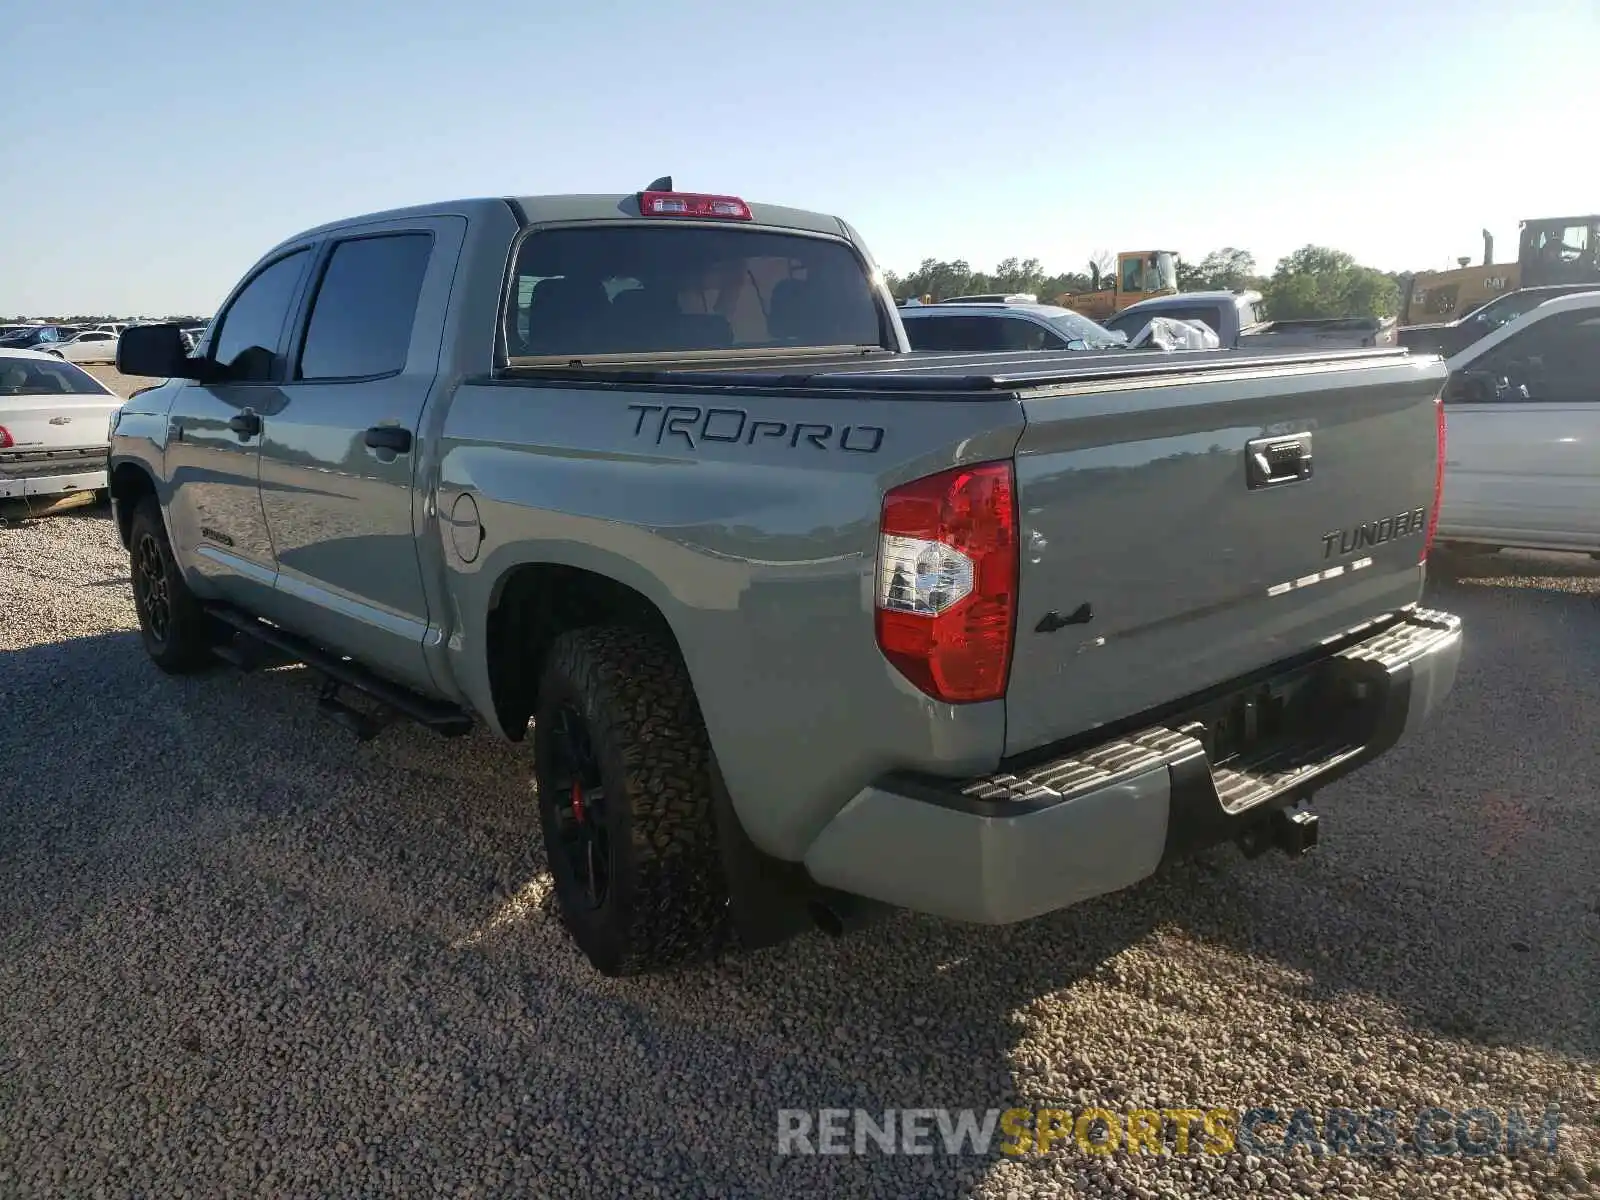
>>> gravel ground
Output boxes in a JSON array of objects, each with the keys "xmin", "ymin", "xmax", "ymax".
[
  {"xmin": 0, "ymin": 517, "xmax": 1595, "ymax": 1199},
  {"xmin": 81, "ymin": 363, "xmax": 162, "ymax": 398}
]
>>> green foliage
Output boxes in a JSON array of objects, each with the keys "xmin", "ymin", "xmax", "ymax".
[
  {"xmin": 1177, "ymin": 247, "xmax": 1262, "ymax": 293},
  {"xmin": 886, "ymin": 243, "xmax": 1398, "ymax": 320},
  {"xmin": 1261, "ymin": 245, "xmax": 1400, "ymax": 320}
]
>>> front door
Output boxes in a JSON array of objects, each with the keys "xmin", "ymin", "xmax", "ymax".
[
  {"xmin": 256, "ymin": 219, "xmax": 464, "ymax": 695},
  {"xmin": 1443, "ymin": 307, "xmax": 1600, "ymax": 548},
  {"xmin": 162, "ymin": 247, "xmax": 313, "ymax": 605}
]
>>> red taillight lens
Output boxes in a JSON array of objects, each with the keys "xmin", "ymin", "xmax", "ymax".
[
  {"xmin": 638, "ymin": 190, "xmax": 753, "ymax": 221},
  {"xmin": 1421, "ymin": 394, "xmax": 1446, "ymax": 563},
  {"xmin": 874, "ymin": 461, "xmax": 1018, "ymax": 703},
  {"xmin": 0, "ymin": 425, "xmax": 12, "ymax": 449}
]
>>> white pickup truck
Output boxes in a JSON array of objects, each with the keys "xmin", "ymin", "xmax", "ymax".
[{"xmin": 1436, "ymin": 290, "xmax": 1600, "ymax": 555}]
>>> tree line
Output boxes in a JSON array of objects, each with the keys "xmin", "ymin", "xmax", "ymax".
[{"xmin": 882, "ymin": 245, "xmax": 1406, "ymax": 321}]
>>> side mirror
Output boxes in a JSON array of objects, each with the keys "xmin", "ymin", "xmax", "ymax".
[{"xmin": 116, "ymin": 322, "xmax": 209, "ymax": 380}]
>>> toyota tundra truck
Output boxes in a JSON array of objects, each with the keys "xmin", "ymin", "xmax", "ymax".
[{"xmin": 108, "ymin": 181, "xmax": 1462, "ymax": 976}]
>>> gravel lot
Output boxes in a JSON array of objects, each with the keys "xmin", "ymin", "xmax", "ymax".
[{"xmin": 0, "ymin": 506, "xmax": 1596, "ymax": 1197}]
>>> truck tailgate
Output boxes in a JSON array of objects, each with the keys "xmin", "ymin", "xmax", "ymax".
[{"xmin": 1004, "ymin": 354, "xmax": 1446, "ymax": 756}]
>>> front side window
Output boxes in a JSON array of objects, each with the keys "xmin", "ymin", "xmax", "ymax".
[
  {"xmin": 1451, "ymin": 312, "xmax": 1600, "ymax": 403},
  {"xmin": 298, "ymin": 233, "xmax": 433, "ymax": 380},
  {"xmin": 209, "ymin": 249, "xmax": 310, "ymax": 382},
  {"xmin": 506, "ymin": 226, "xmax": 884, "ymax": 358}
]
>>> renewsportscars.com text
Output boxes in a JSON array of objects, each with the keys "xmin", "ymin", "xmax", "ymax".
[{"xmin": 776, "ymin": 1105, "xmax": 1563, "ymax": 1159}]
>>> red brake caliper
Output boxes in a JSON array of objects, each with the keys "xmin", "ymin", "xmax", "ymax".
[{"xmin": 570, "ymin": 781, "xmax": 586, "ymax": 824}]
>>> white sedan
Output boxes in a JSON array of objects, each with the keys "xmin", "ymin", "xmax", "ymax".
[
  {"xmin": 1436, "ymin": 290, "xmax": 1600, "ymax": 554},
  {"xmin": 0, "ymin": 348, "xmax": 123, "ymax": 501},
  {"xmin": 38, "ymin": 329, "xmax": 121, "ymax": 365}
]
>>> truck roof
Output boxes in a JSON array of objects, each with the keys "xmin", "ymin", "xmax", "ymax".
[{"xmin": 267, "ymin": 193, "xmax": 848, "ymax": 257}]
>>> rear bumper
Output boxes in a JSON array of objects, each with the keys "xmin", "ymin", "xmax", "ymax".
[
  {"xmin": 0, "ymin": 450, "xmax": 108, "ymax": 500},
  {"xmin": 803, "ymin": 607, "xmax": 1462, "ymax": 925}
]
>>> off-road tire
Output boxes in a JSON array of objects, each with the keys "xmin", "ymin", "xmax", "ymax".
[
  {"xmin": 533, "ymin": 625, "xmax": 730, "ymax": 976},
  {"xmin": 128, "ymin": 498, "xmax": 214, "ymax": 674}
]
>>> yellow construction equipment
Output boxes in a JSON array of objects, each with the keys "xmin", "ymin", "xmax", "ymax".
[
  {"xmin": 1056, "ymin": 250, "xmax": 1178, "ymax": 322},
  {"xmin": 1403, "ymin": 215, "xmax": 1600, "ymax": 324}
]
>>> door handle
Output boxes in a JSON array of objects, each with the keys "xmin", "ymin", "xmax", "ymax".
[
  {"xmin": 364, "ymin": 426, "xmax": 413, "ymax": 454},
  {"xmin": 227, "ymin": 411, "xmax": 261, "ymax": 438},
  {"xmin": 1246, "ymin": 434, "xmax": 1313, "ymax": 489}
]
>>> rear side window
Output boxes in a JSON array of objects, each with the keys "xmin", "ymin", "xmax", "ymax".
[
  {"xmin": 210, "ymin": 250, "xmax": 310, "ymax": 382},
  {"xmin": 298, "ymin": 233, "xmax": 434, "ymax": 380},
  {"xmin": 0, "ymin": 358, "xmax": 112, "ymax": 396},
  {"xmin": 904, "ymin": 314, "xmax": 1061, "ymax": 352},
  {"xmin": 506, "ymin": 226, "xmax": 884, "ymax": 357}
]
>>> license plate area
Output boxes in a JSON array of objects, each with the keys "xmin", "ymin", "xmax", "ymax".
[{"xmin": 1176, "ymin": 658, "xmax": 1372, "ymax": 770}]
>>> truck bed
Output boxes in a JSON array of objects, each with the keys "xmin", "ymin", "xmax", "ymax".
[{"xmin": 494, "ymin": 343, "xmax": 1447, "ymax": 761}]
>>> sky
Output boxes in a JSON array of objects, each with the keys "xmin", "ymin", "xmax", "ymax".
[{"xmin": 3, "ymin": 0, "xmax": 1597, "ymax": 315}]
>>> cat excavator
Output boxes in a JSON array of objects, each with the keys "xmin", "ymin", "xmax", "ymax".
[{"xmin": 1402, "ymin": 215, "xmax": 1600, "ymax": 324}]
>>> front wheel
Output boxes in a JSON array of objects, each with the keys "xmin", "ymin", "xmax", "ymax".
[
  {"xmin": 128, "ymin": 498, "xmax": 214, "ymax": 673},
  {"xmin": 533, "ymin": 625, "xmax": 730, "ymax": 976}
]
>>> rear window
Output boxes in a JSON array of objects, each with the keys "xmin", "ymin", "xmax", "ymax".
[
  {"xmin": 506, "ymin": 226, "xmax": 885, "ymax": 358},
  {"xmin": 0, "ymin": 357, "xmax": 111, "ymax": 396}
]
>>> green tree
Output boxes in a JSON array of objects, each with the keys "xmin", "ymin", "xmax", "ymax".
[
  {"xmin": 1178, "ymin": 247, "xmax": 1261, "ymax": 292},
  {"xmin": 1263, "ymin": 245, "xmax": 1400, "ymax": 319}
]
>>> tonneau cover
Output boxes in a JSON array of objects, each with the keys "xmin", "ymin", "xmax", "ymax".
[{"xmin": 503, "ymin": 346, "xmax": 1411, "ymax": 395}]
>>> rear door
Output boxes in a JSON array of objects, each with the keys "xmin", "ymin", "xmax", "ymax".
[
  {"xmin": 1004, "ymin": 354, "xmax": 1445, "ymax": 755},
  {"xmin": 1440, "ymin": 307, "xmax": 1600, "ymax": 548},
  {"xmin": 254, "ymin": 217, "xmax": 464, "ymax": 694},
  {"xmin": 164, "ymin": 246, "xmax": 314, "ymax": 604}
]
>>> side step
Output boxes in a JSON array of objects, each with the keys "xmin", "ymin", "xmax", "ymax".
[{"xmin": 205, "ymin": 605, "xmax": 475, "ymax": 739}]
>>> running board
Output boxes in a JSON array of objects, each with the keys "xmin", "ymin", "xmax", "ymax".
[{"xmin": 205, "ymin": 605, "xmax": 475, "ymax": 738}]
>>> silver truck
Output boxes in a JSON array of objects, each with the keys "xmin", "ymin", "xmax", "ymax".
[
  {"xmin": 1105, "ymin": 290, "xmax": 1399, "ymax": 350},
  {"xmin": 109, "ymin": 182, "xmax": 1462, "ymax": 976}
]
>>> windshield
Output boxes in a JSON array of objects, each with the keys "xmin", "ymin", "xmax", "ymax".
[
  {"xmin": 1047, "ymin": 311, "xmax": 1126, "ymax": 346},
  {"xmin": 506, "ymin": 226, "xmax": 886, "ymax": 358},
  {"xmin": 1118, "ymin": 252, "xmax": 1177, "ymax": 293},
  {"xmin": 0, "ymin": 356, "xmax": 112, "ymax": 396},
  {"xmin": 1519, "ymin": 219, "xmax": 1600, "ymax": 285}
]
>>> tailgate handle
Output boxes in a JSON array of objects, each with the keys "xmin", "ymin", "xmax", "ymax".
[{"xmin": 1246, "ymin": 434, "xmax": 1313, "ymax": 490}]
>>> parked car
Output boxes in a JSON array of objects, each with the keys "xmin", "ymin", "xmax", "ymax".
[
  {"xmin": 1398, "ymin": 284, "xmax": 1600, "ymax": 359},
  {"xmin": 109, "ymin": 182, "xmax": 1460, "ymax": 977},
  {"xmin": 1435, "ymin": 290, "xmax": 1600, "ymax": 555},
  {"xmin": 900, "ymin": 299, "xmax": 1129, "ymax": 351},
  {"xmin": 0, "ymin": 325, "xmax": 70, "ymax": 351},
  {"xmin": 0, "ymin": 348, "xmax": 122, "ymax": 502},
  {"xmin": 1104, "ymin": 290, "xmax": 1398, "ymax": 350},
  {"xmin": 39, "ymin": 329, "xmax": 121, "ymax": 364}
]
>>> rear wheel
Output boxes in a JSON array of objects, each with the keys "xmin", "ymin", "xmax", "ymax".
[
  {"xmin": 128, "ymin": 498, "xmax": 214, "ymax": 673},
  {"xmin": 533, "ymin": 625, "xmax": 729, "ymax": 976}
]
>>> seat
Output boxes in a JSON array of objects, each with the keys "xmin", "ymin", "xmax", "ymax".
[{"xmin": 521, "ymin": 278, "xmax": 615, "ymax": 356}]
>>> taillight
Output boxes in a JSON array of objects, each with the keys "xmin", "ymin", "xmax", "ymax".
[
  {"xmin": 875, "ymin": 461, "xmax": 1018, "ymax": 703},
  {"xmin": 1421, "ymin": 394, "xmax": 1446, "ymax": 563},
  {"xmin": 0, "ymin": 425, "xmax": 12, "ymax": 449},
  {"xmin": 638, "ymin": 190, "xmax": 753, "ymax": 221}
]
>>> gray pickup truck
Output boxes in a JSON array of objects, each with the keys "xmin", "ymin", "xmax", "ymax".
[{"xmin": 109, "ymin": 182, "xmax": 1462, "ymax": 976}]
